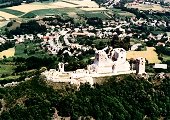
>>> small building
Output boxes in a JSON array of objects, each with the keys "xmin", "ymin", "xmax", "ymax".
[
  {"xmin": 131, "ymin": 43, "xmax": 142, "ymax": 51},
  {"xmin": 153, "ymin": 64, "xmax": 167, "ymax": 69},
  {"xmin": 156, "ymin": 42, "xmax": 165, "ymax": 47}
]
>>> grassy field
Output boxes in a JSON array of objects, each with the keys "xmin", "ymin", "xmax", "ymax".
[
  {"xmin": 0, "ymin": 48, "xmax": 15, "ymax": 59},
  {"xmin": 0, "ymin": 64, "xmax": 15, "ymax": 77},
  {"xmin": 0, "ymin": 0, "xmax": 106, "ymax": 19},
  {"xmin": 7, "ymin": 1, "xmax": 100, "ymax": 13},
  {"xmin": 78, "ymin": 11, "xmax": 111, "ymax": 19},
  {"xmin": 15, "ymin": 41, "xmax": 48, "ymax": 58},
  {"xmin": 21, "ymin": 8, "xmax": 84, "ymax": 18},
  {"xmin": 15, "ymin": 43, "xmax": 27, "ymax": 57},
  {"xmin": 0, "ymin": 8, "xmax": 25, "ymax": 16},
  {"xmin": 0, "ymin": 75, "xmax": 20, "ymax": 81},
  {"xmin": 0, "ymin": 11, "xmax": 17, "ymax": 19},
  {"xmin": 126, "ymin": 3, "xmax": 164, "ymax": 11},
  {"xmin": 111, "ymin": 8, "xmax": 135, "ymax": 17},
  {"xmin": 162, "ymin": 55, "xmax": 170, "ymax": 61},
  {"xmin": 127, "ymin": 47, "xmax": 161, "ymax": 63},
  {"xmin": 21, "ymin": 9, "xmax": 61, "ymax": 18},
  {"xmin": 21, "ymin": 12, "xmax": 37, "ymax": 18}
]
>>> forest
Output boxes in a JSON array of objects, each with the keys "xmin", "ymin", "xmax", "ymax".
[{"xmin": 0, "ymin": 74, "xmax": 169, "ymax": 120}]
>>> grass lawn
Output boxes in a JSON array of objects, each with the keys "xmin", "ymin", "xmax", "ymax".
[
  {"xmin": 0, "ymin": 64, "xmax": 15, "ymax": 76},
  {"xmin": 21, "ymin": 9, "xmax": 61, "ymax": 18},
  {"xmin": 0, "ymin": 8, "xmax": 25, "ymax": 16},
  {"xmin": 21, "ymin": 8, "xmax": 83, "ymax": 18},
  {"xmin": 15, "ymin": 41, "xmax": 48, "ymax": 58},
  {"xmin": 163, "ymin": 55, "xmax": 170, "ymax": 61},
  {"xmin": 110, "ymin": 8, "xmax": 135, "ymax": 17},
  {"xmin": 78, "ymin": 11, "xmax": 111, "ymax": 19},
  {"xmin": 15, "ymin": 43, "xmax": 27, "ymax": 58},
  {"xmin": 21, "ymin": 12, "xmax": 36, "ymax": 18},
  {"xmin": 0, "ymin": 75, "xmax": 20, "ymax": 81}
]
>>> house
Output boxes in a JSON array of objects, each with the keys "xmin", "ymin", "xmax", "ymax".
[
  {"xmin": 153, "ymin": 64, "xmax": 167, "ymax": 69},
  {"xmin": 156, "ymin": 42, "xmax": 165, "ymax": 47},
  {"xmin": 131, "ymin": 43, "xmax": 142, "ymax": 51}
]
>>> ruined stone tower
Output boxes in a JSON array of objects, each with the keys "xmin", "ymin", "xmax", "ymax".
[
  {"xmin": 58, "ymin": 62, "xmax": 64, "ymax": 73},
  {"xmin": 136, "ymin": 57, "xmax": 145, "ymax": 75}
]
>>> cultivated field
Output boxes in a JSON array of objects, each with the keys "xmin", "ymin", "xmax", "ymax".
[
  {"xmin": 126, "ymin": 3, "xmax": 164, "ymax": 11},
  {"xmin": 8, "ymin": 4, "xmax": 61, "ymax": 13},
  {"xmin": 0, "ymin": 8, "xmax": 24, "ymax": 16},
  {"xmin": 127, "ymin": 47, "xmax": 161, "ymax": 63},
  {"xmin": 0, "ymin": 11, "xmax": 17, "ymax": 19},
  {"xmin": 111, "ymin": 8, "xmax": 135, "ymax": 17},
  {"xmin": 78, "ymin": 11, "xmax": 111, "ymax": 19},
  {"xmin": 0, "ymin": 48, "xmax": 15, "ymax": 59},
  {"xmin": 7, "ymin": 1, "xmax": 100, "ymax": 13},
  {"xmin": 0, "ymin": 0, "xmax": 106, "ymax": 19},
  {"xmin": 0, "ymin": 0, "xmax": 105, "ymax": 20},
  {"xmin": 64, "ymin": 0, "xmax": 99, "ymax": 8},
  {"xmin": 80, "ymin": 7, "xmax": 106, "ymax": 11}
]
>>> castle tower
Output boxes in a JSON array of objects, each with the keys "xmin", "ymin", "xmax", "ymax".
[
  {"xmin": 94, "ymin": 50, "xmax": 109, "ymax": 66},
  {"xmin": 91, "ymin": 50, "xmax": 114, "ymax": 73},
  {"xmin": 110, "ymin": 48, "xmax": 126, "ymax": 63},
  {"xmin": 58, "ymin": 62, "xmax": 64, "ymax": 73},
  {"xmin": 135, "ymin": 57, "xmax": 145, "ymax": 75}
]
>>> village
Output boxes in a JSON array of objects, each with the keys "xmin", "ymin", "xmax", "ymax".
[
  {"xmin": 0, "ymin": 0, "xmax": 169, "ymax": 88},
  {"xmin": 0, "ymin": 11, "xmax": 169, "ymax": 86},
  {"xmin": 0, "ymin": 0, "xmax": 170, "ymax": 119}
]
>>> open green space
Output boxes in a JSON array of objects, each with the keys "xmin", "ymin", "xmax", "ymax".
[
  {"xmin": 14, "ymin": 43, "xmax": 27, "ymax": 58},
  {"xmin": 78, "ymin": 11, "xmax": 111, "ymax": 19},
  {"xmin": 19, "ymin": 7, "xmax": 110, "ymax": 19},
  {"xmin": 21, "ymin": 9, "xmax": 62, "ymax": 18},
  {"xmin": 21, "ymin": 12, "xmax": 37, "ymax": 18},
  {"xmin": 21, "ymin": 8, "xmax": 84, "ymax": 18},
  {"xmin": 0, "ymin": 8, "xmax": 25, "ymax": 16},
  {"xmin": 111, "ymin": 8, "xmax": 135, "ymax": 17},
  {"xmin": 15, "ymin": 41, "xmax": 47, "ymax": 58},
  {"xmin": 163, "ymin": 55, "xmax": 170, "ymax": 61},
  {"xmin": 0, "ymin": 75, "xmax": 20, "ymax": 81},
  {"xmin": 0, "ymin": 63, "xmax": 15, "ymax": 77}
]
